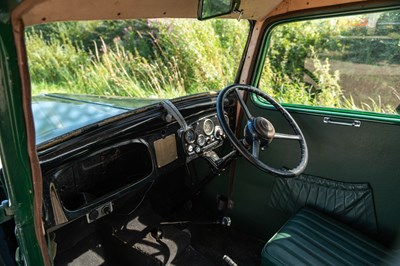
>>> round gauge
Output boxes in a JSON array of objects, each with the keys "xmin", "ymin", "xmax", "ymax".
[
  {"xmin": 203, "ymin": 119, "xmax": 214, "ymax": 136},
  {"xmin": 184, "ymin": 129, "xmax": 196, "ymax": 144},
  {"xmin": 197, "ymin": 134, "xmax": 206, "ymax": 146}
]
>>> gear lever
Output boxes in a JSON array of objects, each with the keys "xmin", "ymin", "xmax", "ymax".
[{"xmin": 151, "ymin": 216, "xmax": 231, "ymax": 240}]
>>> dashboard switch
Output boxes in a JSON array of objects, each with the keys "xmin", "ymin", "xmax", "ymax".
[
  {"xmin": 88, "ymin": 210, "xmax": 99, "ymax": 221},
  {"xmin": 195, "ymin": 146, "xmax": 201, "ymax": 154},
  {"xmin": 214, "ymin": 126, "xmax": 224, "ymax": 140},
  {"xmin": 102, "ymin": 206, "xmax": 111, "ymax": 215},
  {"xmin": 187, "ymin": 145, "xmax": 194, "ymax": 153},
  {"xmin": 86, "ymin": 202, "xmax": 113, "ymax": 223}
]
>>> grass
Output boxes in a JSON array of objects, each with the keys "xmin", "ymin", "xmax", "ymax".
[
  {"xmin": 26, "ymin": 18, "xmax": 399, "ymax": 115},
  {"xmin": 26, "ymin": 19, "xmax": 249, "ymax": 98}
]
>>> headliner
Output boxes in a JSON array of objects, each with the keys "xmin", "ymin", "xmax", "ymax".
[{"xmin": 14, "ymin": 0, "xmax": 367, "ymax": 26}]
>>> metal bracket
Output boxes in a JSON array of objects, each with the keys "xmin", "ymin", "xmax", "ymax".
[
  {"xmin": 161, "ymin": 100, "xmax": 189, "ymax": 131},
  {"xmin": 86, "ymin": 202, "xmax": 113, "ymax": 223},
  {"xmin": 0, "ymin": 200, "xmax": 14, "ymax": 224},
  {"xmin": 233, "ymin": 9, "xmax": 244, "ymax": 21}
]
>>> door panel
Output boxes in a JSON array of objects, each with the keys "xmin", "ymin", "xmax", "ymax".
[{"xmin": 209, "ymin": 100, "xmax": 400, "ymax": 247}]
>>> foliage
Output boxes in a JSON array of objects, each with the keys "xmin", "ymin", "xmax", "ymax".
[
  {"xmin": 266, "ymin": 19, "xmax": 342, "ymax": 82},
  {"xmin": 26, "ymin": 19, "xmax": 249, "ymax": 98},
  {"xmin": 261, "ymin": 10, "xmax": 400, "ymax": 114},
  {"xmin": 27, "ymin": 11, "xmax": 400, "ymax": 115},
  {"xmin": 260, "ymin": 52, "xmax": 342, "ymax": 108}
]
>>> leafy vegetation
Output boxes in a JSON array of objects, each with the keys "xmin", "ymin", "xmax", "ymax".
[
  {"xmin": 260, "ymin": 11, "xmax": 400, "ymax": 114},
  {"xmin": 27, "ymin": 19, "xmax": 249, "ymax": 98},
  {"xmin": 26, "ymin": 11, "xmax": 400, "ymax": 114}
]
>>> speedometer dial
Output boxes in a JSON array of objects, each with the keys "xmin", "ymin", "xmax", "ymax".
[
  {"xmin": 203, "ymin": 119, "xmax": 214, "ymax": 136},
  {"xmin": 184, "ymin": 129, "xmax": 196, "ymax": 144}
]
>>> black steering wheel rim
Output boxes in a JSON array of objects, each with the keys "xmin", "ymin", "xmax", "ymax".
[{"xmin": 216, "ymin": 84, "xmax": 308, "ymax": 178}]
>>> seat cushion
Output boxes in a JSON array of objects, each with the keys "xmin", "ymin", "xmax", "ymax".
[{"xmin": 262, "ymin": 208, "xmax": 394, "ymax": 266}]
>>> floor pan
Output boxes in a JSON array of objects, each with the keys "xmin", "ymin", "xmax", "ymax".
[{"xmin": 54, "ymin": 201, "xmax": 263, "ymax": 265}]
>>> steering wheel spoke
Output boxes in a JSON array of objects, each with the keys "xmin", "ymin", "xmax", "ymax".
[
  {"xmin": 252, "ymin": 137, "xmax": 260, "ymax": 158},
  {"xmin": 274, "ymin": 132, "xmax": 302, "ymax": 141},
  {"xmin": 234, "ymin": 88, "xmax": 253, "ymax": 121}
]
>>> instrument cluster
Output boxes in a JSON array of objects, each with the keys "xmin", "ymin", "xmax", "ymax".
[{"xmin": 183, "ymin": 114, "xmax": 227, "ymax": 159}]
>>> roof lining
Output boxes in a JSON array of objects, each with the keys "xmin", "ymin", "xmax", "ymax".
[{"xmin": 17, "ymin": 0, "xmax": 283, "ymax": 26}]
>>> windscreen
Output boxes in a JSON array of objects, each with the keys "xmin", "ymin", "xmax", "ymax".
[
  {"xmin": 26, "ymin": 19, "xmax": 249, "ymax": 98},
  {"xmin": 25, "ymin": 19, "xmax": 249, "ymax": 144}
]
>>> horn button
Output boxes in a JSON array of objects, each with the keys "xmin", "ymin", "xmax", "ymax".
[
  {"xmin": 245, "ymin": 117, "xmax": 275, "ymax": 146},
  {"xmin": 254, "ymin": 117, "xmax": 275, "ymax": 139}
]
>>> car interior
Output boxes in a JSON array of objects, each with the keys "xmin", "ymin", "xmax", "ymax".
[{"xmin": 1, "ymin": 0, "xmax": 400, "ymax": 265}]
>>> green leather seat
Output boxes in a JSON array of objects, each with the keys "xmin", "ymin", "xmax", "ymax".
[{"xmin": 262, "ymin": 208, "xmax": 395, "ymax": 266}]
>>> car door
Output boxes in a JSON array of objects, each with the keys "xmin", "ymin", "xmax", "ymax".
[{"xmin": 212, "ymin": 7, "xmax": 400, "ymax": 248}]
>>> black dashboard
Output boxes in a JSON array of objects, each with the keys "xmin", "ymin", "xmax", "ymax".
[
  {"xmin": 183, "ymin": 114, "xmax": 227, "ymax": 162},
  {"xmin": 40, "ymin": 95, "xmax": 236, "ymax": 230}
]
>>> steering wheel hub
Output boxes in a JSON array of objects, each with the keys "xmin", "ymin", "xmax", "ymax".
[
  {"xmin": 253, "ymin": 117, "xmax": 275, "ymax": 140},
  {"xmin": 245, "ymin": 117, "xmax": 275, "ymax": 147}
]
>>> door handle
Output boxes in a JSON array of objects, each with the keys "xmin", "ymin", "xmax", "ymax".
[{"xmin": 323, "ymin": 117, "xmax": 361, "ymax": 127}]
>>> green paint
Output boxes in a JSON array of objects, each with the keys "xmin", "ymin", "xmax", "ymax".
[
  {"xmin": 0, "ymin": 3, "xmax": 45, "ymax": 265},
  {"xmin": 252, "ymin": 94, "xmax": 400, "ymax": 124}
]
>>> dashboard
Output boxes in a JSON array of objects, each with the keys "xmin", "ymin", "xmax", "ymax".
[
  {"xmin": 183, "ymin": 114, "xmax": 227, "ymax": 163},
  {"xmin": 40, "ymin": 96, "xmax": 236, "ymax": 230}
]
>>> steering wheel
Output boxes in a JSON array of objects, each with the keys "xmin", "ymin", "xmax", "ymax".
[{"xmin": 216, "ymin": 84, "xmax": 308, "ymax": 178}]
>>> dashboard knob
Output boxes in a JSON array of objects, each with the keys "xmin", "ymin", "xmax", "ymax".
[
  {"xmin": 187, "ymin": 145, "xmax": 194, "ymax": 153},
  {"xmin": 165, "ymin": 113, "xmax": 173, "ymax": 123},
  {"xmin": 195, "ymin": 146, "xmax": 201, "ymax": 154},
  {"xmin": 214, "ymin": 126, "xmax": 224, "ymax": 140},
  {"xmin": 88, "ymin": 210, "xmax": 99, "ymax": 221},
  {"xmin": 102, "ymin": 206, "xmax": 111, "ymax": 215}
]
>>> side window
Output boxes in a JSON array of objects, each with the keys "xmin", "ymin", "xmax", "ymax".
[{"xmin": 259, "ymin": 10, "xmax": 400, "ymax": 115}]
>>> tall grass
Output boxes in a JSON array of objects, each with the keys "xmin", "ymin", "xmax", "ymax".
[
  {"xmin": 26, "ymin": 19, "xmax": 249, "ymax": 98},
  {"xmin": 26, "ymin": 18, "xmax": 399, "ymax": 115}
]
